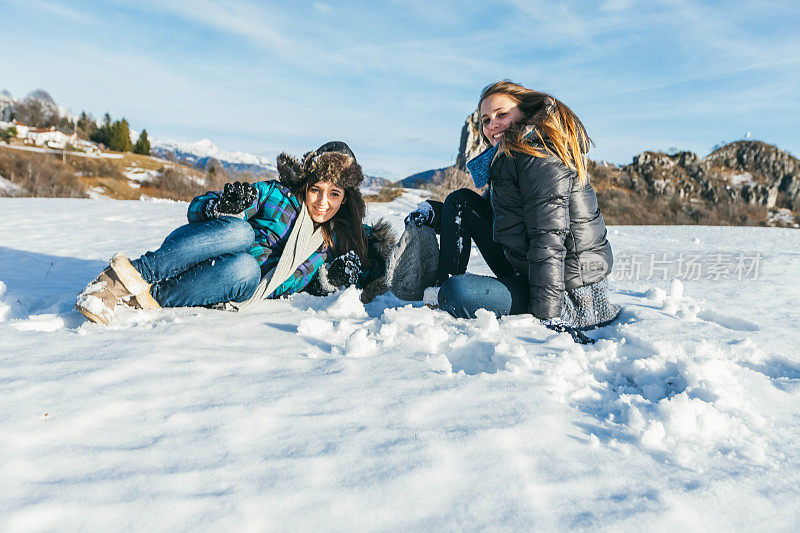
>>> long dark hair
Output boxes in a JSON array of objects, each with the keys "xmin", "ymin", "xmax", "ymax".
[
  {"xmin": 479, "ymin": 80, "xmax": 593, "ymax": 185},
  {"xmin": 279, "ymin": 145, "xmax": 368, "ymax": 263},
  {"xmin": 304, "ymin": 180, "xmax": 367, "ymax": 263}
]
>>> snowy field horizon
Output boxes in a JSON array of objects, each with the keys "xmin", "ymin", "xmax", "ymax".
[{"xmin": 1, "ymin": 194, "xmax": 799, "ymax": 530}]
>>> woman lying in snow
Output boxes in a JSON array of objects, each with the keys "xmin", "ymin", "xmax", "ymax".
[
  {"xmin": 391, "ymin": 81, "xmax": 620, "ymax": 344},
  {"xmin": 76, "ymin": 141, "xmax": 395, "ymax": 325}
]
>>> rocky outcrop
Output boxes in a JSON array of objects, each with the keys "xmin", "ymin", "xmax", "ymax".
[
  {"xmin": 455, "ymin": 110, "xmax": 486, "ymax": 171},
  {"xmin": 703, "ymin": 141, "xmax": 800, "ymax": 210},
  {"xmin": 618, "ymin": 141, "xmax": 797, "ymax": 210}
]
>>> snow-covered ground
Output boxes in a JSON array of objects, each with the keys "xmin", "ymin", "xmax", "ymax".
[
  {"xmin": 0, "ymin": 175, "xmax": 22, "ymax": 195},
  {"xmin": 122, "ymin": 166, "xmax": 161, "ymax": 184},
  {"xmin": 1, "ymin": 143, "xmax": 124, "ymax": 159},
  {"xmin": 1, "ymin": 193, "xmax": 799, "ymax": 531}
]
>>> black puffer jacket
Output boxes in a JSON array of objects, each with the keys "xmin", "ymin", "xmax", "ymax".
[{"xmin": 489, "ymin": 148, "xmax": 613, "ymax": 319}]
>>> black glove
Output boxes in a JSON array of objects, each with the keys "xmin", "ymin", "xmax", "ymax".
[
  {"xmin": 217, "ymin": 181, "xmax": 257, "ymax": 215},
  {"xmin": 543, "ymin": 320, "xmax": 596, "ymax": 345},
  {"xmin": 404, "ymin": 200, "xmax": 443, "ymax": 232},
  {"xmin": 327, "ymin": 251, "xmax": 362, "ymax": 288}
]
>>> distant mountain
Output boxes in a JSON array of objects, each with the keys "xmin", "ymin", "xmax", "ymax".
[
  {"xmin": 362, "ymin": 175, "xmax": 391, "ymax": 188},
  {"xmin": 396, "ymin": 167, "xmax": 448, "ymax": 188},
  {"xmin": 151, "ymin": 138, "xmax": 277, "ymax": 178}
]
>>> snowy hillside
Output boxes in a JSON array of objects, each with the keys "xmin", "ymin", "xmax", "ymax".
[
  {"xmin": 1, "ymin": 194, "xmax": 799, "ymax": 530},
  {"xmin": 151, "ymin": 138, "xmax": 277, "ymax": 177}
]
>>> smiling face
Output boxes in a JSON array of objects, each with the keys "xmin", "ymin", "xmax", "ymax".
[
  {"xmin": 305, "ymin": 180, "xmax": 345, "ymax": 224},
  {"xmin": 480, "ymin": 93, "xmax": 524, "ymax": 147}
]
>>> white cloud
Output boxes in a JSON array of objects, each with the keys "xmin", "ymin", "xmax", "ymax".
[
  {"xmin": 4, "ymin": 0, "xmax": 95, "ymax": 23},
  {"xmin": 314, "ymin": 2, "xmax": 332, "ymax": 13}
]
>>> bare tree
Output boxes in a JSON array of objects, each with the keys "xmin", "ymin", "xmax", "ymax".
[
  {"xmin": 15, "ymin": 89, "xmax": 60, "ymax": 127},
  {"xmin": 424, "ymin": 166, "xmax": 481, "ymax": 201}
]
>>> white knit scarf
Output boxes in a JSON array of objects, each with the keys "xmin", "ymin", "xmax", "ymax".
[{"xmin": 226, "ymin": 204, "xmax": 324, "ymax": 311}]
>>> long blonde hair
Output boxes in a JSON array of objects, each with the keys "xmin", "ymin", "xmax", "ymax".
[{"xmin": 479, "ymin": 80, "xmax": 593, "ymax": 185}]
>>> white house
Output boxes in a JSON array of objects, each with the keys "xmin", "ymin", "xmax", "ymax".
[
  {"xmin": 25, "ymin": 126, "xmax": 77, "ymax": 149},
  {"xmin": 11, "ymin": 120, "xmax": 30, "ymax": 138},
  {"xmin": 0, "ymin": 120, "xmax": 29, "ymax": 138}
]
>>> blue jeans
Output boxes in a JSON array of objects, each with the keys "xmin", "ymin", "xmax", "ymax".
[
  {"xmin": 131, "ymin": 217, "xmax": 261, "ymax": 308},
  {"xmin": 438, "ymin": 273, "xmax": 529, "ymax": 319}
]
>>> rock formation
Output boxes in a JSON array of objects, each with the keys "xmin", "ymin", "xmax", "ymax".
[{"xmin": 455, "ymin": 110, "xmax": 486, "ymax": 171}]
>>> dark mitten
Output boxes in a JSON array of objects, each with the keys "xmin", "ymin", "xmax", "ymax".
[
  {"xmin": 404, "ymin": 200, "xmax": 443, "ymax": 232},
  {"xmin": 542, "ymin": 319, "xmax": 596, "ymax": 345},
  {"xmin": 328, "ymin": 251, "xmax": 362, "ymax": 288},
  {"xmin": 217, "ymin": 181, "xmax": 258, "ymax": 215},
  {"xmin": 304, "ymin": 273, "xmax": 333, "ymax": 297}
]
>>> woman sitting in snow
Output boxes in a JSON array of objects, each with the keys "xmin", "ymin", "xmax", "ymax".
[
  {"xmin": 392, "ymin": 81, "xmax": 619, "ymax": 343},
  {"xmin": 76, "ymin": 141, "xmax": 395, "ymax": 325}
]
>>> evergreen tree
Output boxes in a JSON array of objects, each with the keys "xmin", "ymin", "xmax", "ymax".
[
  {"xmin": 90, "ymin": 113, "xmax": 112, "ymax": 147},
  {"xmin": 108, "ymin": 118, "xmax": 132, "ymax": 152},
  {"xmin": 133, "ymin": 129, "xmax": 151, "ymax": 155},
  {"xmin": 76, "ymin": 111, "xmax": 97, "ymax": 140}
]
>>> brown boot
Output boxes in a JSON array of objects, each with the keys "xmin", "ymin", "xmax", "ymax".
[
  {"xmin": 75, "ymin": 253, "xmax": 159, "ymax": 325},
  {"xmin": 106, "ymin": 253, "xmax": 161, "ymax": 311}
]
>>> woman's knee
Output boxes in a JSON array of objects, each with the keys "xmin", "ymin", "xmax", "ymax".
[
  {"xmin": 164, "ymin": 216, "xmax": 255, "ymax": 252},
  {"xmin": 444, "ymin": 188, "xmax": 479, "ymax": 210},
  {"xmin": 225, "ymin": 253, "xmax": 261, "ymax": 285},
  {"xmin": 215, "ymin": 217, "xmax": 256, "ymax": 249},
  {"xmin": 438, "ymin": 274, "xmax": 512, "ymax": 318}
]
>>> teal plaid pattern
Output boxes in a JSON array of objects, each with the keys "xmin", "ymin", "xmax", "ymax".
[{"xmin": 187, "ymin": 181, "xmax": 329, "ymax": 297}]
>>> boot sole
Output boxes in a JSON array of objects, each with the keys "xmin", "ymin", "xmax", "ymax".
[{"xmin": 74, "ymin": 302, "xmax": 111, "ymax": 325}]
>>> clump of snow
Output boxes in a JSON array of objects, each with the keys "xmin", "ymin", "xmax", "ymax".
[
  {"xmin": 86, "ymin": 187, "xmax": 109, "ymax": 199},
  {"xmin": 768, "ymin": 208, "xmax": 797, "ymax": 227},
  {"xmin": 344, "ymin": 328, "xmax": 378, "ymax": 358},
  {"xmin": 123, "ymin": 166, "xmax": 161, "ymax": 183},
  {"xmin": 645, "ymin": 287, "xmax": 666, "ymax": 301},
  {"xmin": 423, "ymin": 286, "xmax": 439, "ymax": 306},
  {"xmin": 138, "ymin": 196, "xmax": 183, "ymax": 204},
  {"xmin": 322, "ymin": 286, "xmax": 368, "ymax": 318}
]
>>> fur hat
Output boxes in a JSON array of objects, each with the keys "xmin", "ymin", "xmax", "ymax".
[
  {"xmin": 277, "ymin": 141, "xmax": 365, "ymax": 217},
  {"xmin": 277, "ymin": 141, "xmax": 364, "ymax": 192}
]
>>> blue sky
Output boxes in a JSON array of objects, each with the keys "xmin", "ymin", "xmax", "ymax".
[{"xmin": 3, "ymin": 0, "xmax": 799, "ymax": 178}]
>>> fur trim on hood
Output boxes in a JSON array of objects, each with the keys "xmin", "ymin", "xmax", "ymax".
[{"xmin": 360, "ymin": 218, "xmax": 397, "ymax": 303}]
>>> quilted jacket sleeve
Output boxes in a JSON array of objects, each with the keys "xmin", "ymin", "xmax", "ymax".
[
  {"xmin": 186, "ymin": 189, "xmax": 222, "ymax": 222},
  {"xmin": 516, "ymin": 154, "xmax": 573, "ymax": 319},
  {"xmin": 187, "ymin": 180, "xmax": 281, "ymax": 223}
]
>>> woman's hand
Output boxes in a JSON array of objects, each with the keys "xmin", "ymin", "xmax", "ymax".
[
  {"xmin": 404, "ymin": 200, "xmax": 443, "ymax": 232},
  {"xmin": 328, "ymin": 251, "xmax": 362, "ymax": 287},
  {"xmin": 217, "ymin": 181, "xmax": 258, "ymax": 215}
]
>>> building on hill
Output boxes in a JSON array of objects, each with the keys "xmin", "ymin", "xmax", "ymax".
[
  {"xmin": 25, "ymin": 126, "xmax": 77, "ymax": 149},
  {"xmin": 0, "ymin": 120, "xmax": 30, "ymax": 138},
  {"xmin": 1, "ymin": 120, "xmax": 86, "ymax": 151}
]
